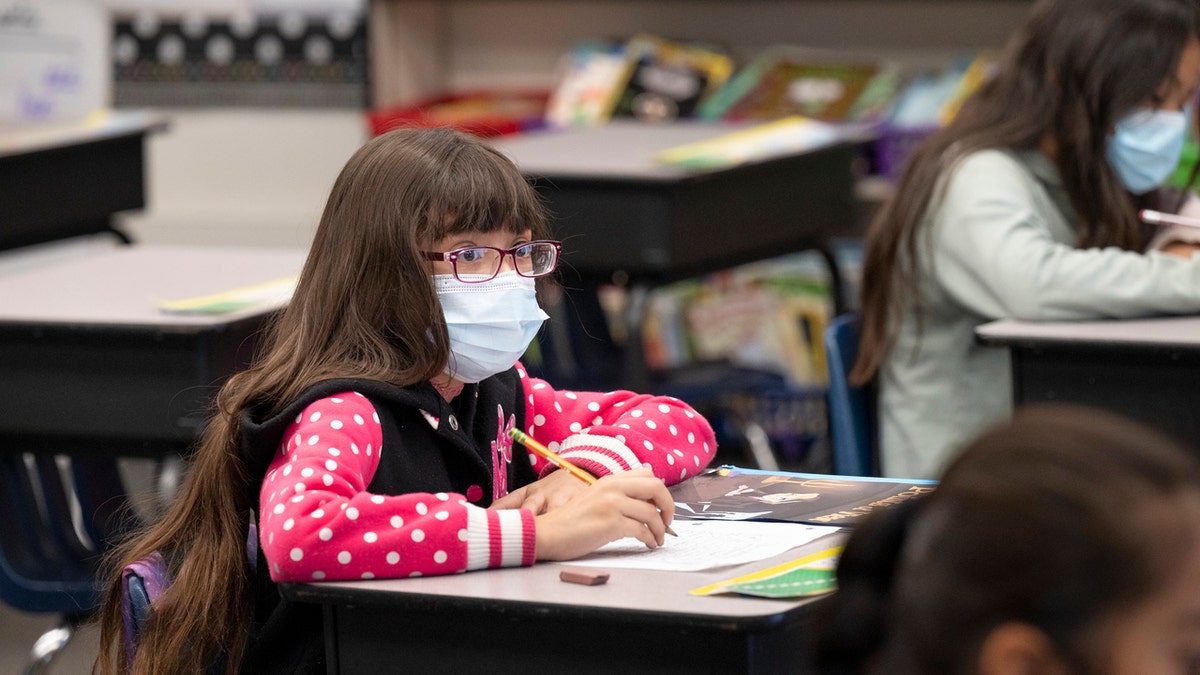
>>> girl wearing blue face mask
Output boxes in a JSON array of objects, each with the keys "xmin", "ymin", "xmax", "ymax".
[
  {"xmin": 94, "ymin": 128, "xmax": 717, "ymax": 674},
  {"xmin": 851, "ymin": 0, "xmax": 1200, "ymax": 480}
]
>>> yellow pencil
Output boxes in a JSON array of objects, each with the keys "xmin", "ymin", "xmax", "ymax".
[{"xmin": 508, "ymin": 428, "xmax": 677, "ymax": 537}]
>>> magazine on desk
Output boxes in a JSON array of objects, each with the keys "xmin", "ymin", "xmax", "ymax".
[{"xmin": 670, "ymin": 465, "xmax": 935, "ymax": 526}]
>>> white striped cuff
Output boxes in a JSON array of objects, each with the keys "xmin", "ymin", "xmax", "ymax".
[
  {"xmin": 464, "ymin": 505, "xmax": 532, "ymax": 570},
  {"xmin": 559, "ymin": 433, "xmax": 641, "ymax": 475},
  {"xmin": 495, "ymin": 509, "xmax": 528, "ymax": 567},
  {"xmin": 464, "ymin": 505, "xmax": 490, "ymax": 570}
]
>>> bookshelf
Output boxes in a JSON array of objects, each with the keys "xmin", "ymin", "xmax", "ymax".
[{"xmin": 368, "ymin": 0, "xmax": 1032, "ymax": 107}]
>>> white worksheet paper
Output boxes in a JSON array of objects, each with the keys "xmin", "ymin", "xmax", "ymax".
[{"xmin": 558, "ymin": 520, "xmax": 841, "ymax": 572}]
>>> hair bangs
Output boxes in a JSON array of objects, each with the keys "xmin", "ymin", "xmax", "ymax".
[{"xmin": 422, "ymin": 139, "xmax": 547, "ymax": 242}]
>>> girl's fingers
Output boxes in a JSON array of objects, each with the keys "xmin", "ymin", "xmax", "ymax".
[
  {"xmin": 521, "ymin": 493, "xmax": 548, "ymax": 514},
  {"xmin": 533, "ymin": 468, "xmax": 678, "ymax": 560},
  {"xmin": 489, "ymin": 486, "xmax": 526, "ymax": 510},
  {"xmin": 597, "ymin": 472, "xmax": 676, "ymax": 527},
  {"xmin": 618, "ymin": 499, "xmax": 666, "ymax": 547}
]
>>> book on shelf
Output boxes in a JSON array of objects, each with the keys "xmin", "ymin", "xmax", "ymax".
[
  {"xmin": 698, "ymin": 45, "xmax": 902, "ymax": 124},
  {"xmin": 607, "ymin": 34, "xmax": 734, "ymax": 123},
  {"xmin": 639, "ymin": 251, "xmax": 834, "ymax": 388},
  {"xmin": 544, "ymin": 41, "xmax": 629, "ymax": 128},
  {"xmin": 670, "ymin": 465, "xmax": 935, "ymax": 526},
  {"xmin": 886, "ymin": 51, "xmax": 997, "ymax": 129}
]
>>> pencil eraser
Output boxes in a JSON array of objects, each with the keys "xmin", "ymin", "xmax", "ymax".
[{"xmin": 559, "ymin": 568, "xmax": 609, "ymax": 586}]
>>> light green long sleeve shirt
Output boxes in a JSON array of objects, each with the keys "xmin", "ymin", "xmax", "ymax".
[{"xmin": 880, "ymin": 148, "xmax": 1200, "ymax": 479}]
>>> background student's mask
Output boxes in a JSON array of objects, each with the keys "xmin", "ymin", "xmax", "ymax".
[
  {"xmin": 435, "ymin": 271, "xmax": 548, "ymax": 383},
  {"xmin": 1106, "ymin": 107, "xmax": 1188, "ymax": 194}
]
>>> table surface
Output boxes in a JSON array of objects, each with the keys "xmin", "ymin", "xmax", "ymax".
[
  {"xmin": 285, "ymin": 529, "xmax": 845, "ymax": 625},
  {"xmin": 490, "ymin": 119, "xmax": 858, "ymax": 182},
  {"xmin": 0, "ymin": 109, "xmax": 169, "ymax": 158},
  {"xmin": 0, "ymin": 241, "xmax": 307, "ymax": 330},
  {"xmin": 976, "ymin": 316, "xmax": 1200, "ymax": 348}
]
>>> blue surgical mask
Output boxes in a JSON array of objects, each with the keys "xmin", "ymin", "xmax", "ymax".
[
  {"xmin": 435, "ymin": 271, "xmax": 548, "ymax": 383},
  {"xmin": 1106, "ymin": 107, "xmax": 1188, "ymax": 194}
]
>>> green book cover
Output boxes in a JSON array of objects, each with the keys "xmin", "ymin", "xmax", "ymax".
[{"xmin": 691, "ymin": 545, "xmax": 841, "ymax": 598}]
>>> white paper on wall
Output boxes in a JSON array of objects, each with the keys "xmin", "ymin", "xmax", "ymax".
[{"xmin": 0, "ymin": 0, "xmax": 108, "ymax": 124}]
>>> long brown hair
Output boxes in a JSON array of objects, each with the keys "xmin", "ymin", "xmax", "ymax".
[
  {"xmin": 809, "ymin": 403, "xmax": 1200, "ymax": 674},
  {"xmin": 93, "ymin": 127, "xmax": 549, "ymax": 674},
  {"xmin": 852, "ymin": 0, "xmax": 1200, "ymax": 385}
]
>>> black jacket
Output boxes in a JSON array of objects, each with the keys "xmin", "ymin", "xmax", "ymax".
[{"xmin": 236, "ymin": 368, "xmax": 534, "ymax": 674}]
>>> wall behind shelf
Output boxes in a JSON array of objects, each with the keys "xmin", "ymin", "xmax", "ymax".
[
  {"xmin": 371, "ymin": 0, "xmax": 1032, "ymax": 106},
  {"xmin": 116, "ymin": 109, "xmax": 368, "ymax": 249}
]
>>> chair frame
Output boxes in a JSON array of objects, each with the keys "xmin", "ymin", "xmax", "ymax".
[
  {"xmin": 0, "ymin": 452, "xmax": 129, "ymax": 674},
  {"xmin": 823, "ymin": 314, "xmax": 879, "ymax": 476}
]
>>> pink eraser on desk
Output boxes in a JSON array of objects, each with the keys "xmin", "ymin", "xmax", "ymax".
[{"xmin": 559, "ymin": 568, "xmax": 610, "ymax": 586}]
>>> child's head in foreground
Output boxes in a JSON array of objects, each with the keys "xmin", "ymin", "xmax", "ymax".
[{"xmin": 811, "ymin": 403, "xmax": 1200, "ymax": 675}]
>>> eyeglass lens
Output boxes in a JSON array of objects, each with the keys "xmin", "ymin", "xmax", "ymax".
[{"xmin": 453, "ymin": 242, "xmax": 557, "ymax": 279}]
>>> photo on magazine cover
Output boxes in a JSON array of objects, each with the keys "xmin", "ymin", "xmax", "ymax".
[{"xmin": 670, "ymin": 466, "xmax": 935, "ymax": 526}]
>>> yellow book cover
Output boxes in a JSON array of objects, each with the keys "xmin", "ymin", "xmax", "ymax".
[
  {"xmin": 690, "ymin": 546, "xmax": 842, "ymax": 597},
  {"xmin": 157, "ymin": 276, "xmax": 297, "ymax": 315},
  {"xmin": 655, "ymin": 116, "xmax": 842, "ymax": 170}
]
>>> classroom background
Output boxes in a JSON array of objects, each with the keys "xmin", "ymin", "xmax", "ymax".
[{"xmin": 6, "ymin": 0, "xmax": 1190, "ymax": 671}]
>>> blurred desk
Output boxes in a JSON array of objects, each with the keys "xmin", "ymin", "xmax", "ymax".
[
  {"xmin": 975, "ymin": 316, "xmax": 1200, "ymax": 446},
  {"xmin": 492, "ymin": 121, "xmax": 859, "ymax": 285},
  {"xmin": 492, "ymin": 122, "xmax": 860, "ymax": 390},
  {"xmin": 0, "ymin": 110, "xmax": 168, "ymax": 250},
  {"xmin": 282, "ymin": 529, "xmax": 844, "ymax": 675},
  {"xmin": 0, "ymin": 242, "xmax": 306, "ymax": 457}
]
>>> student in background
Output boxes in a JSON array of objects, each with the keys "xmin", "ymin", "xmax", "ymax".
[
  {"xmin": 94, "ymin": 128, "xmax": 717, "ymax": 674},
  {"xmin": 852, "ymin": 0, "xmax": 1200, "ymax": 478},
  {"xmin": 809, "ymin": 403, "xmax": 1200, "ymax": 675}
]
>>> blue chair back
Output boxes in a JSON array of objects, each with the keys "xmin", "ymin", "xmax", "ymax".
[
  {"xmin": 0, "ymin": 453, "xmax": 102, "ymax": 614},
  {"xmin": 823, "ymin": 314, "xmax": 878, "ymax": 476},
  {"xmin": 0, "ymin": 452, "xmax": 120, "ymax": 674}
]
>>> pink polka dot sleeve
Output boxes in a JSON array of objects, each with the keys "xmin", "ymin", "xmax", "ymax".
[
  {"xmin": 258, "ymin": 391, "xmax": 535, "ymax": 582},
  {"xmin": 515, "ymin": 363, "xmax": 717, "ymax": 485}
]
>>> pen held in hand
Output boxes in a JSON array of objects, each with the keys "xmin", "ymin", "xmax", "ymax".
[
  {"xmin": 1140, "ymin": 209, "xmax": 1200, "ymax": 229},
  {"xmin": 507, "ymin": 427, "xmax": 677, "ymax": 537}
]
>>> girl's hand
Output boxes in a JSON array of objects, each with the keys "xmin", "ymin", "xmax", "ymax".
[
  {"xmin": 490, "ymin": 468, "xmax": 587, "ymax": 514},
  {"xmin": 1160, "ymin": 240, "xmax": 1200, "ymax": 258},
  {"xmin": 532, "ymin": 468, "xmax": 676, "ymax": 561}
]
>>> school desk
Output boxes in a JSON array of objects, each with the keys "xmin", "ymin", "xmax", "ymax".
[
  {"xmin": 975, "ymin": 316, "xmax": 1200, "ymax": 445},
  {"xmin": 0, "ymin": 110, "xmax": 168, "ymax": 251},
  {"xmin": 490, "ymin": 120, "xmax": 859, "ymax": 285},
  {"xmin": 0, "ymin": 242, "xmax": 307, "ymax": 458},
  {"xmin": 280, "ymin": 529, "xmax": 845, "ymax": 675},
  {"xmin": 490, "ymin": 121, "xmax": 861, "ymax": 389}
]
